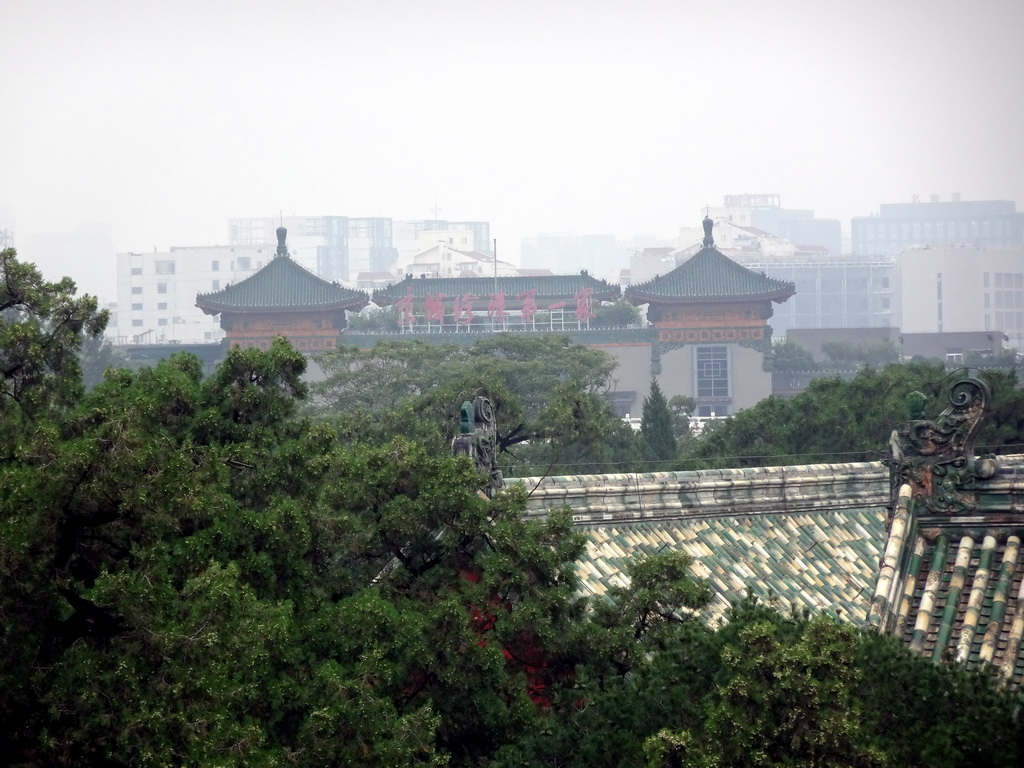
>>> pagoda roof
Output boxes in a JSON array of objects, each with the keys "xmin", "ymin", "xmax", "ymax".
[
  {"xmin": 372, "ymin": 272, "xmax": 620, "ymax": 306},
  {"xmin": 626, "ymin": 246, "xmax": 795, "ymax": 305},
  {"xmin": 625, "ymin": 218, "xmax": 795, "ymax": 306},
  {"xmin": 196, "ymin": 229, "xmax": 368, "ymax": 316}
]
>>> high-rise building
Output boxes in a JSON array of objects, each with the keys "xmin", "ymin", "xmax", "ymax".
[
  {"xmin": 113, "ymin": 245, "xmax": 269, "ymax": 344},
  {"xmin": 719, "ymin": 194, "xmax": 842, "ymax": 256},
  {"xmin": 896, "ymin": 245, "xmax": 1024, "ymax": 351},
  {"xmin": 229, "ymin": 215, "xmax": 397, "ymax": 283},
  {"xmin": 851, "ymin": 198, "xmax": 1024, "ymax": 255},
  {"xmin": 749, "ymin": 256, "xmax": 895, "ymax": 334}
]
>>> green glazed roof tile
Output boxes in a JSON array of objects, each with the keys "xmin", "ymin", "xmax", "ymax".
[
  {"xmin": 625, "ymin": 245, "xmax": 795, "ymax": 305},
  {"xmin": 196, "ymin": 254, "xmax": 368, "ymax": 314},
  {"xmin": 576, "ymin": 506, "xmax": 886, "ymax": 627}
]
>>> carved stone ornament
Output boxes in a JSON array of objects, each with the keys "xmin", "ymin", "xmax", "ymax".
[
  {"xmin": 888, "ymin": 376, "xmax": 998, "ymax": 516},
  {"xmin": 451, "ymin": 392, "xmax": 505, "ymax": 498}
]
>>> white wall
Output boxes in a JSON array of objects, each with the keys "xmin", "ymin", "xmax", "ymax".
[
  {"xmin": 897, "ymin": 246, "xmax": 1024, "ymax": 350},
  {"xmin": 113, "ymin": 245, "xmax": 268, "ymax": 344}
]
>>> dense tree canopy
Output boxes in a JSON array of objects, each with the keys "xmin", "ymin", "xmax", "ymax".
[
  {"xmin": 2, "ymin": 248, "xmax": 1021, "ymax": 765},
  {"xmin": 309, "ymin": 335, "xmax": 645, "ymax": 476},
  {"xmin": 690, "ymin": 361, "xmax": 1024, "ymax": 467}
]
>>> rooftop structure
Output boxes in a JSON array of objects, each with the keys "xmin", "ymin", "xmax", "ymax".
[
  {"xmin": 196, "ymin": 227, "xmax": 368, "ymax": 352},
  {"xmin": 371, "ymin": 272, "xmax": 620, "ymax": 332},
  {"xmin": 622, "ymin": 218, "xmax": 795, "ymax": 417},
  {"xmin": 519, "ymin": 375, "xmax": 1024, "ymax": 688}
]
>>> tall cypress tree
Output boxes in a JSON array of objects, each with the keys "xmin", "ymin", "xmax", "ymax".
[{"xmin": 640, "ymin": 378, "xmax": 677, "ymax": 462}]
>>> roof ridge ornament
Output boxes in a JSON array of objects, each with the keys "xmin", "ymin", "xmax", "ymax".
[
  {"xmin": 275, "ymin": 226, "xmax": 289, "ymax": 259},
  {"xmin": 888, "ymin": 375, "xmax": 998, "ymax": 518},
  {"xmin": 702, "ymin": 215, "xmax": 714, "ymax": 247}
]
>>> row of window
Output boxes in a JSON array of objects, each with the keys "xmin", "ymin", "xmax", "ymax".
[
  {"xmin": 859, "ymin": 219, "xmax": 1013, "ymax": 241},
  {"xmin": 129, "ymin": 258, "xmax": 254, "ymax": 277},
  {"xmin": 983, "ymin": 272, "xmax": 1023, "ymax": 289}
]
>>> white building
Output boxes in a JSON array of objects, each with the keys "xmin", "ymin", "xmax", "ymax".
[
  {"xmin": 897, "ymin": 245, "xmax": 1024, "ymax": 351},
  {"xmin": 397, "ymin": 242, "xmax": 518, "ymax": 279},
  {"xmin": 113, "ymin": 245, "xmax": 269, "ymax": 344},
  {"xmin": 393, "ymin": 220, "xmax": 491, "ymax": 266}
]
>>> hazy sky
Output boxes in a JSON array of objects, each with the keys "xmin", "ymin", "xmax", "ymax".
[{"xmin": 3, "ymin": 0, "xmax": 1023, "ymax": 300}]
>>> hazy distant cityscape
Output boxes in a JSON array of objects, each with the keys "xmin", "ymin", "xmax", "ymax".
[{"xmin": 7, "ymin": 193, "xmax": 1017, "ymax": 355}]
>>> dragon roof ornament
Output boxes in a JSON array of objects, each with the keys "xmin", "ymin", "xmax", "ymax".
[{"xmin": 888, "ymin": 375, "xmax": 999, "ymax": 518}]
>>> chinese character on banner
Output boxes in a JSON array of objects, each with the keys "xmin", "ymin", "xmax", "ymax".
[
  {"xmin": 453, "ymin": 292, "xmax": 478, "ymax": 326},
  {"xmin": 487, "ymin": 291, "xmax": 509, "ymax": 323},
  {"xmin": 518, "ymin": 289, "xmax": 538, "ymax": 325},
  {"xmin": 395, "ymin": 290, "xmax": 415, "ymax": 328},
  {"xmin": 424, "ymin": 292, "xmax": 447, "ymax": 325},
  {"xmin": 574, "ymin": 287, "xmax": 595, "ymax": 324}
]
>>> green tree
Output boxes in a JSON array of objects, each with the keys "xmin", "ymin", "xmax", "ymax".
[
  {"xmin": 691, "ymin": 362, "xmax": 1024, "ymax": 467},
  {"xmin": 0, "ymin": 261, "xmax": 603, "ymax": 765},
  {"xmin": 771, "ymin": 337, "xmax": 818, "ymax": 372},
  {"xmin": 592, "ymin": 299, "xmax": 643, "ymax": 328},
  {"xmin": 644, "ymin": 614, "xmax": 885, "ymax": 768},
  {"xmin": 311, "ymin": 335, "xmax": 642, "ymax": 476},
  {"xmin": 668, "ymin": 394, "xmax": 695, "ymax": 443},
  {"xmin": 640, "ymin": 378, "xmax": 677, "ymax": 463},
  {"xmin": 1, "ymin": 247, "xmax": 108, "ymax": 424}
]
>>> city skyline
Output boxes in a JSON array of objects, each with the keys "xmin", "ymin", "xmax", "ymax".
[{"xmin": 3, "ymin": 0, "xmax": 1023, "ymax": 301}]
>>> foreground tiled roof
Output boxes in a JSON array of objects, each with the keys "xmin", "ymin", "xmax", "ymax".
[
  {"xmin": 577, "ymin": 509, "xmax": 886, "ymax": 627},
  {"xmin": 197, "ymin": 255, "xmax": 368, "ymax": 315},
  {"xmin": 625, "ymin": 245, "xmax": 795, "ymax": 306},
  {"xmin": 372, "ymin": 272, "xmax": 620, "ymax": 307},
  {"xmin": 868, "ymin": 377, "xmax": 1024, "ymax": 687}
]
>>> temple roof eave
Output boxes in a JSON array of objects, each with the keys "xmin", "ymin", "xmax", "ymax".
[
  {"xmin": 625, "ymin": 288, "xmax": 795, "ymax": 306},
  {"xmin": 195, "ymin": 296, "xmax": 367, "ymax": 316},
  {"xmin": 624, "ymin": 241, "xmax": 796, "ymax": 305}
]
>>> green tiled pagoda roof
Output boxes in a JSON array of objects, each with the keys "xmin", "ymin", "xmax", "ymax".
[
  {"xmin": 625, "ymin": 245, "xmax": 795, "ymax": 305},
  {"xmin": 196, "ymin": 255, "xmax": 368, "ymax": 315},
  {"xmin": 577, "ymin": 509, "xmax": 886, "ymax": 627},
  {"xmin": 372, "ymin": 273, "xmax": 620, "ymax": 307}
]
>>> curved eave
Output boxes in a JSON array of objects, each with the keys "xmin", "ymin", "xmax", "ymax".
[
  {"xmin": 196, "ymin": 296, "xmax": 368, "ymax": 316},
  {"xmin": 626, "ymin": 288, "xmax": 795, "ymax": 306}
]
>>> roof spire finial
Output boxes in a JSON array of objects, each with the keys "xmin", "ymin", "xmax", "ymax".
[
  {"xmin": 275, "ymin": 224, "xmax": 288, "ymax": 258},
  {"xmin": 702, "ymin": 214, "xmax": 714, "ymax": 247}
]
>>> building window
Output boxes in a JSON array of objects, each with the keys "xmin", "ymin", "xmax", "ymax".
[
  {"xmin": 157, "ymin": 283, "xmax": 168, "ymax": 294},
  {"xmin": 158, "ymin": 302, "xmax": 167, "ymax": 310},
  {"xmin": 131, "ymin": 303, "xmax": 143, "ymax": 311},
  {"xmin": 131, "ymin": 267, "xmax": 142, "ymax": 276},
  {"xmin": 238, "ymin": 257, "xmax": 251, "ymax": 270},
  {"xmin": 132, "ymin": 319, "xmax": 143, "ymax": 327},
  {"xmin": 158, "ymin": 318, "xmax": 168, "ymax": 326},
  {"xmin": 155, "ymin": 260, "xmax": 176, "ymax": 275},
  {"xmin": 131, "ymin": 286, "xmax": 142, "ymax": 294},
  {"xmin": 212, "ymin": 280, "xmax": 220, "ymax": 290},
  {"xmin": 695, "ymin": 346, "xmax": 729, "ymax": 398},
  {"xmin": 212, "ymin": 260, "xmax": 219, "ymax": 271}
]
